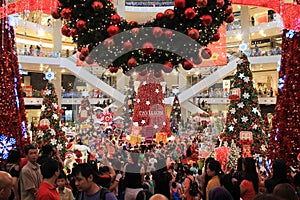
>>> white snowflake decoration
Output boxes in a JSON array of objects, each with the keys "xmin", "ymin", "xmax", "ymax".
[
  {"xmin": 243, "ymin": 76, "xmax": 250, "ymax": 83},
  {"xmin": 57, "ymin": 143, "xmax": 63, "ymax": 151},
  {"xmin": 230, "ymin": 108, "xmax": 236, "ymax": 114},
  {"xmin": 229, "ymin": 125, "xmax": 234, "ymax": 131},
  {"xmin": 243, "ymin": 92, "xmax": 250, "ymax": 99},
  {"xmin": 52, "ymin": 103, "xmax": 58, "ymax": 109},
  {"xmin": 82, "ymin": 90, "xmax": 89, "ymax": 98},
  {"xmin": 241, "ymin": 116, "xmax": 248, "ymax": 123},
  {"xmin": 239, "ymin": 42, "xmax": 248, "ymax": 52},
  {"xmin": 45, "ymin": 89, "xmax": 52, "ymax": 95},
  {"xmin": 41, "ymin": 105, "xmax": 46, "ymax": 111},
  {"xmin": 0, "ymin": 135, "xmax": 16, "ymax": 159},
  {"xmin": 155, "ymin": 89, "xmax": 159, "ymax": 93},
  {"xmin": 141, "ymin": 120, "xmax": 146, "ymax": 125},
  {"xmin": 153, "ymin": 125, "xmax": 158, "ymax": 129},
  {"xmin": 237, "ymin": 102, "xmax": 244, "ymax": 108},
  {"xmin": 50, "ymin": 129, "xmax": 56, "ymax": 136},
  {"xmin": 50, "ymin": 138, "xmax": 57, "ymax": 145},
  {"xmin": 261, "ymin": 145, "xmax": 267, "ymax": 152},
  {"xmin": 37, "ymin": 130, "xmax": 44, "ymax": 138},
  {"xmin": 44, "ymin": 69, "xmax": 56, "ymax": 82},
  {"xmin": 238, "ymin": 73, "xmax": 245, "ymax": 79},
  {"xmin": 52, "ymin": 114, "xmax": 59, "ymax": 120},
  {"xmin": 146, "ymin": 101, "xmax": 150, "ymax": 105}
]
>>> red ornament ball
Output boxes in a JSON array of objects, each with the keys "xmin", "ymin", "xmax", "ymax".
[
  {"xmin": 81, "ymin": 47, "xmax": 89, "ymax": 57},
  {"xmin": 107, "ymin": 25, "xmax": 120, "ymax": 36},
  {"xmin": 163, "ymin": 62, "xmax": 173, "ymax": 73},
  {"xmin": 225, "ymin": 5, "xmax": 233, "ymax": 15},
  {"xmin": 216, "ymin": 0, "xmax": 224, "ymax": 8},
  {"xmin": 128, "ymin": 21, "xmax": 138, "ymax": 26},
  {"xmin": 76, "ymin": 20, "xmax": 86, "ymax": 30},
  {"xmin": 225, "ymin": 13, "xmax": 235, "ymax": 23},
  {"xmin": 127, "ymin": 58, "xmax": 137, "ymax": 68},
  {"xmin": 184, "ymin": 8, "xmax": 196, "ymax": 20},
  {"xmin": 164, "ymin": 9, "xmax": 175, "ymax": 20},
  {"xmin": 201, "ymin": 48, "xmax": 212, "ymax": 59},
  {"xmin": 201, "ymin": 14, "xmax": 213, "ymax": 26},
  {"xmin": 109, "ymin": 66, "xmax": 119, "ymax": 73},
  {"xmin": 196, "ymin": 0, "xmax": 207, "ymax": 7},
  {"xmin": 79, "ymin": 53, "xmax": 86, "ymax": 61},
  {"xmin": 69, "ymin": 28, "xmax": 78, "ymax": 37},
  {"xmin": 153, "ymin": 27, "xmax": 163, "ymax": 38},
  {"xmin": 191, "ymin": 55, "xmax": 202, "ymax": 65},
  {"xmin": 92, "ymin": 1, "xmax": 103, "ymax": 11},
  {"xmin": 156, "ymin": 12, "xmax": 164, "ymax": 20},
  {"xmin": 61, "ymin": 8, "xmax": 72, "ymax": 20},
  {"xmin": 183, "ymin": 61, "xmax": 194, "ymax": 70},
  {"xmin": 131, "ymin": 28, "xmax": 140, "ymax": 37},
  {"xmin": 212, "ymin": 32, "xmax": 220, "ymax": 41},
  {"xmin": 154, "ymin": 70, "xmax": 162, "ymax": 78},
  {"xmin": 51, "ymin": 9, "xmax": 60, "ymax": 19},
  {"xmin": 103, "ymin": 38, "xmax": 115, "ymax": 49},
  {"xmin": 123, "ymin": 41, "xmax": 133, "ymax": 51},
  {"xmin": 174, "ymin": 0, "xmax": 186, "ymax": 8},
  {"xmin": 142, "ymin": 42, "xmax": 155, "ymax": 55},
  {"xmin": 164, "ymin": 30, "xmax": 173, "ymax": 39},
  {"xmin": 85, "ymin": 56, "xmax": 94, "ymax": 64},
  {"xmin": 61, "ymin": 25, "xmax": 70, "ymax": 37},
  {"xmin": 111, "ymin": 14, "xmax": 121, "ymax": 24},
  {"xmin": 188, "ymin": 28, "xmax": 199, "ymax": 40}
]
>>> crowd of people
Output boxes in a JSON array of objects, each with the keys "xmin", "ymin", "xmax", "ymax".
[{"xmin": 1, "ymin": 135, "xmax": 300, "ymax": 200}]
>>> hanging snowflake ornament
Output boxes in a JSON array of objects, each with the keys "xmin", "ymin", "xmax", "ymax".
[
  {"xmin": 50, "ymin": 129, "xmax": 56, "ymax": 136},
  {"xmin": 230, "ymin": 108, "xmax": 236, "ymax": 114},
  {"xmin": 44, "ymin": 69, "xmax": 56, "ymax": 82},
  {"xmin": 239, "ymin": 42, "xmax": 248, "ymax": 52},
  {"xmin": 146, "ymin": 101, "xmax": 151, "ymax": 105},
  {"xmin": 155, "ymin": 89, "xmax": 159, "ymax": 94},
  {"xmin": 286, "ymin": 30, "xmax": 295, "ymax": 39},
  {"xmin": 0, "ymin": 135, "xmax": 16, "ymax": 159},
  {"xmin": 229, "ymin": 125, "xmax": 234, "ymax": 131},
  {"xmin": 261, "ymin": 145, "xmax": 267, "ymax": 152},
  {"xmin": 252, "ymin": 107, "xmax": 258, "ymax": 114},
  {"xmin": 238, "ymin": 73, "xmax": 245, "ymax": 79}
]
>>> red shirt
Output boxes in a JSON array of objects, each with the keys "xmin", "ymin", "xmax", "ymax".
[{"xmin": 36, "ymin": 181, "xmax": 60, "ymax": 200}]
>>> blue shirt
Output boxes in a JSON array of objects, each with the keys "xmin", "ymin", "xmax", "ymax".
[{"xmin": 77, "ymin": 187, "xmax": 117, "ymax": 200}]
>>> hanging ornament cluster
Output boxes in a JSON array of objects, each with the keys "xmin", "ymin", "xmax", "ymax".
[{"xmin": 54, "ymin": 0, "xmax": 234, "ymax": 73}]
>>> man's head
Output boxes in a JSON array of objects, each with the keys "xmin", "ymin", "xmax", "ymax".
[
  {"xmin": 149, "ymin": 194, "xmax": 168, "ymax": 200},
  {"xmin": 72, "ymin": 163, "xmax": 98, "ymax": 192},
  {"xmin": 56, "ymin": 171, "xmax": 67, "ymax": 189},
  {"xmin": 40, "ymin": 158, "xmax": 60, "ymax": 180},
  {"xmin": 24, "ymin": 144, "xmax": 38, "ymax": 164},
  {"xmin": 41, "ymin": 144, "xmax": 54, "ymax": 157},
  {"xmin": 0, "ymin": 171, "xmax": 13, "ymax": 200}
]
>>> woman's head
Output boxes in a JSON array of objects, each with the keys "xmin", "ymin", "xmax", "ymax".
[
  {"xmin": 208, "ymin": 186, "xmax": 233, "ymax": 200},
  {"xmin": 272, "ymin": 160, "xmax": 287, "ymax": 180},
  {"xmin": 273, "ymin": 183, "xmax": 299, "ymax": 200},
  {"xmin": 207, "ymin": 160, "xmax": 223, "ymax": 177}
]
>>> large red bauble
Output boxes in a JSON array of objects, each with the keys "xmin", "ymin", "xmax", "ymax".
[
  {"xmin": 225, "ymin": 13, "xmax": 234, "ymax": 23},
  {"xmin": 142, "ymin": 42, "xmax": 155, "ymax": 55},
  {"xmin": 164, "ymin": 30, "xmax": 173, "ymax": 39},
  {"xmin": 61, "ymin": 8, "xmax": 72, "ymax": 20},
  {"xmin": 196, "ymin": 0, "xmax": 207, "ymax": 7},
  {"xmin": 201, "ymin": 14, "xmax": 213, "ymax": 26},
  {"xmin": 85, "ymin": 56, "xmax": 94, "ymax": 64},
  {"xmin": 61, "ymin": 25, "xmax": 70, "ymax": 36},
  {"xmin": 81, "ymin": 47, "xmax": 89, "ymax": 57},
  {"xmin": 225, "ymin": 5, "xmax": 233, "ymax": 15},
  {"xmin": 191, "ymin": 55, "xmax": 202, "ymax": 65},
  {"xmin": 212, "ymin": 32, "xmax": 220, "ymax": 41},
  {"xmin": 188, "ymin": 28, "xmax": 199, "ymax": 40},
  {"xmin": 111, "ymin": 14, "xmax": 121, "ymax": 24},
  {"xmin": 184, "ymin": 8, "xmax": 196, "ymax": 19},
  {"xmin": 163, "ymin": 62, "xmax": 173, "ymax": 73},
  {"xmin": 69, "ymin": 28, "xmax": 78, "ymax": 37},
  {"xmin": 156, "ymin": 12, "xmax": 164, "ymax": 20},
  {"xmin": 174, "ymin": 0, "xmax": 186, "ymax": 8},
  {"xmin": 201, "ymin": 48, "xmax": 212, "ymax": 59},
  {"xmin": 128, "ymin": 21, "xmax": 138, "ymax": 26},
  {"xmin": 76, "ymin": 20, "xmax": 86, "ymax": 30},
  {"xmin": 107, "ymin": 25, "xmax": 120, "ymax": 36},
  {"xmin": 153, "ymin": 27, "xmax": 163, "ymax": 38},
  {"xmin": 154, "ymin": 70, "xmax": 162, "ymax": 78},
  {"xmin": 183, "ymin": 61, "xmax": 193, "ymax": 70},
  {"xmin": 127, "ymin": 58, "xmax": 137, "ymax": 68},
  {"xmin": 103, "ymin": 38, "xmax": 115, "ymax": 49},
  {"xmin": 109, "ymin": 66, "xmax": 119, "ymax": 73},
  {"xmin": 131, "ymin": 28, "xmax": 140, "ymax": 37},
  {"xmin": 92, "ymin": 1, "xmax": 103, "ymax": 11},
  {"xmin": 79, "ymin": 53, "xmax": 86, "ymax": 61},
  {"xmin": 216, "ymin": 0, "xmax": 224, "ymax": 8},
  {"xmin": 123, "ymin": 41, "xmax": 133, "ymax": 51},
  {"xmin": 51, "ymin": 9, "xmax": 60, "ymax": 19},
  {"xmin": 164, "ymin": 9, "xmax": 175, "ymax": 20}
]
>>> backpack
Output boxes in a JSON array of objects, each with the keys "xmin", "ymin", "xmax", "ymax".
[
  {"xmin": 171, "ymin": 188, "xmax": 180, "ymax": 200},
  {"xmin": 187, "ymin": 177, "xmax": 198, "ymax": 196}
]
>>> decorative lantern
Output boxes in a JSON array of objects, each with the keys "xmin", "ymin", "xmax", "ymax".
[
  {"xmin": 240, "ymin": 131, "xmax": 253, "ymax": 158},
  {"xmin": 229, "ymin": 88, "xmax": 241, "ymax": 100}
]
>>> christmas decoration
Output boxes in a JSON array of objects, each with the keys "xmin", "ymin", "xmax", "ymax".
[
  {"xmin": 226, "ymin": 140, "xmax": 240, "ymax": 171},
  {"xmin": 220, "ymin": 54, "xmax": 268, "ymax": 158},
  {"xmin": 170, "ymin": 95, "xmax": 182, "ymax": 134},
  {"xmin": 268, "ymin": 30, "xmax": 300, "ymax": 168},
  {"xmin": 229, "ymin": 88, "xmax": 241, "ymax": 100},
  {"xmin": 0, "ymin": 11, "xmax": 29, "ymax": 157},
  {"xmin": 239, "ymin": 131, "xmax": 253, "ymax": 158},
  {"xmin": 35, "ymin": 75, "xmax": 67, "ymax": 157},
  {"xmin": 123, "ymin": 77, "xmax": 136, "ymax": 131},
  {"xmin": 55, "ymin": 0, "xmax": 233, "ymax": 72}
]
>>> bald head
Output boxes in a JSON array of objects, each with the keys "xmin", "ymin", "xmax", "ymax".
[
  {"xmin": 0, "ymin": 171, "xmax": 13, "ymax": 200},
  {"xmin": 149, "ymin": 194, "xmax": 168, "ymax": 200}
]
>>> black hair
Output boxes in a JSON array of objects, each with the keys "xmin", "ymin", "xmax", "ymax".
[
  {"xmin": 6, "ymin": 148, "xmax": 21, "ymax": 164},
  {"xmin": 40, "ymin": 158, "xmax": 59, "ymax": 179},
  {"xmin": 272, "ymin": 160, "xmax": 287, "ymax": 181},
  {"xmin": 72, "ymin": 163, "xmax": 99, "ymax": 182},
  {"xmin": 135, "ymin": 189, "xmax": 152, "ymax": 200},
  {"xmin": 57, "ymin": 170, "xmax": 67, "ymax": 180},
  {"xmin": 207, "ymin": 160, "xmax": 224, "ymax": 175},
  {"xmin": 24, "ymin": 144, "xmax": 37, "ymax": 155},
  {"xmin": 41, "ymin": 144, "xmax": 54, "ymax": 155},
  {"xmin": 243, "ymin": 157, "xmax": 259, "ymax": 194}
]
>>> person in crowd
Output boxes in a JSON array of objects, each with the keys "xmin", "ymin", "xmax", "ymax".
[
  {"xmin": 123, "ymin": 151, "xmax": 144, "ymax": 200},
  {"xmin": 272, "ymin": 183, "xmax": 299, "ymax": 200},
  {"xmin": 221, "ymin": 173, "xmax": 240, "ymax": 200},
  {"xmin": 38, "ymin": 144, "xmax": 64, "ymax": 168},
  {"xmin": 20, "ymin": 144, "xmax": 42, "ymax": 200},
  {"xmin": 240, "ymin": 157, "xmax": 259, "ymax": 200},
  {"xmin": 200, "ymin": 157, "xmax": 215, "ymax": 200},
  {"xmin": 0, "ymin": 171, "xmax": 13, "ymax": 200},
  {"xmin": 206, "ymin": 160, "xmax": 224, "ymax": 199},
  {"xmin": 152, "ymin": 159, "xmax": 172, "ymax": 199},
  {"xmin": 170, "ymin": 182, "xmax": 181, "ymax": 200},
  {"xmin": 36, "ymin": 45, "xmax": 41, "ymax": 56},
  {"xmin": 183, "ymin": 168, "xmax": 197, "ymax": 200},
  {"xmin": 233, "ymin": 157, "xmax": 244, "ymax": 185},
  {"xmin": 56, "ymin": 171, "xmax": 74, "ymax": 200},
  {"xmin": 136, "ymin": 189, "xmax": 152, "ymax": 200},
  {"xmin": 24, "ymin": 45, "xmax": 28, "ymax": 55},
  {"xmin": 29, "ymin": 45, "xmax": 34, "ymax": 55},
  {"xmin": 252, "ymin": 193, "xmax": 281, "ymax": 200},
  {"xmin": 66, "ymin": 49, "xmax": 70, "ymax": 57},
  {"xmin": 208, "ymin": 186, "xmax": 233, "ymax": 200},
  {"xmin": 293, "ymin": 172, "xmax": 300, "ymax": 198},
  {"xmin": 72, "ymin": 163, "xmax": 117, "ymax": 200},
  {"xmin": 264, "ymin": 159, "xmax": 289, "ymax": 193},
  {"xmin": 36, "ymin": 159, "xmax": 60, "ymax": 200},
  {"xmin": 149, "ymin": 194, "xmax": 168, "ymax": 200},
  {"xmin": 4, "ymin": 148, "xmax": 21, "ymax": 200}
]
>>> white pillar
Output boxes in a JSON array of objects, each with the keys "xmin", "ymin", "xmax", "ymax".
[{"xmin": 53, "ymin": 19, "xmax": 62, "ymax": 56}]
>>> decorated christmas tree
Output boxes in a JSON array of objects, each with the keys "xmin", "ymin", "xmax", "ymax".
[
  {"xmin": 36, "ymin": 71, "xmax": 67, "ymax": 156},
  {"xmin": 268, "ymin": 30, "xmax": 300, "ymax": 167},
  {"xmin": 170, "ymin": 95, "xmax": 182, "ymax": 134},
  {"xmin": 0, "ymin": 13, "xmax": 29, "ymax": 159},
  {"xmin": 226, "ymin": 140, "xmax": 240, "ymax": 171},
  {"xmin": 220, "ymin": 54, "xmax": 268, "ymax": 158}
]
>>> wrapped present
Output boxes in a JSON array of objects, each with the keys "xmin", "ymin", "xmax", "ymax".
[
  {"xmin": 156, "ymin": 132, "xmax": 167, "ymax": 143},
  {"xmin": 130, "ymin": 134, "xmax": 142, "ymax": 145}
]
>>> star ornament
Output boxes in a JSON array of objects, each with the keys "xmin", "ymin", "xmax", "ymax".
[
  {"xmin": 45, "ymin": 89, "xmax": 52, "ymax": 95},
  {"xmin": 44, "ymin": 69, "xmax": 56, "ymax": 82},
  {"xmin": 237, "ymin": 102, "xmax": 244, "ymax": 108},
  {"xmin": 53, "ymin": 114, "xmax": 59, "ymax": 120},
  {"xmin": 252, "ymin": 107, "xmax": 258, "ymax": 114},
  {"xmin": 241, "ymin": 116, "xmax": 248, "ymax": 123},
  {"xmin": 146, "ymin": 101, "xmax": 151, "ymax": 105},
  {"xmin": 243, "ymin": 76, "xmax": 250, "ymax": 83},
  {"xmin": 238, "ymin": 73, "xmax": 245, "ymax": 79},
  {"xmin": 155, "ymin": 89, "xmax": 160, "ymax": 94},
  {"xmin": 243, "ymin": 92, "xmax": 250, "ymax": 99},
  {"xmin": 230, "ymin": 108, "xmax": 236, "ymax": 114},
  {"xmin": 229, "ymin": 125, "xmax": 234, "ymax": 131}
]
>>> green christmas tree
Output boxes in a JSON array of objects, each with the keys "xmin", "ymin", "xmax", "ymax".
[
  {"xmin": 220, "ymin": 54, "xmax": 268, "ymax": 157},
  {"xmin": 226, "ymin": 140, "xmax": 240, "ymax": 171},
  {"xmin": 36, "ymin": 72, "xmax": 67, "ymax": 156},
  {"xmin": 170, "ymin": 95, "xmax": 182, "ymax": 133}
]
